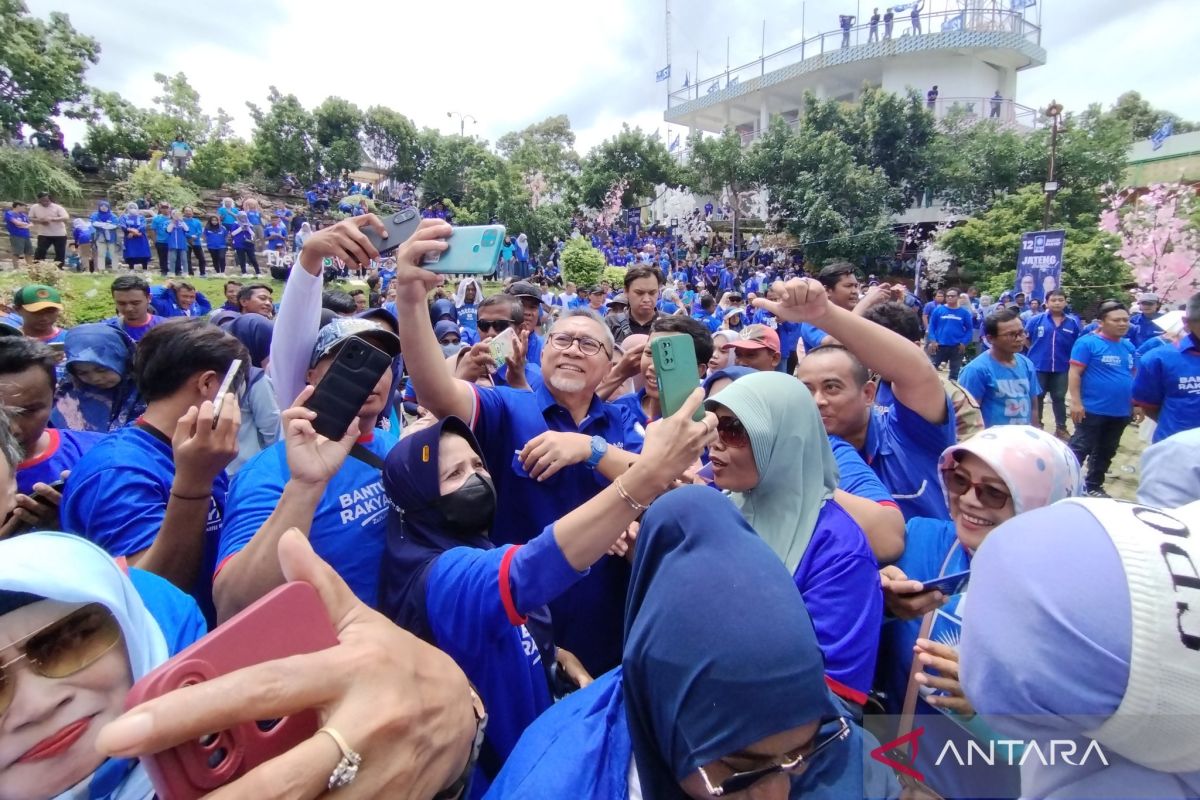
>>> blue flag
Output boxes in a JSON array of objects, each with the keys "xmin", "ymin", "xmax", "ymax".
[
  {"xmin": 1151, "ymin": 120, "xmax": 1174, "ymax": 151},
  {"xmin": 656, "ymin": 65, "xmax": 671, "ymax": 82},
  {"xmin": 1009, "ymin": 0, "xmax": 1035, "ymax": 8},
  {"xmin": 669, "ymin": 134, "xmax": 681, "ymax": 152},
  {"xmin": 708, "ymin": 80, "xmax": 721, "ymax": 95},
  {"xmin": 889, "ymin": 2, "xmax": 915, "ymax": 12},
  {"xmin": 941, "ymin": 13, "xmax": 963, "ymax": 30}
]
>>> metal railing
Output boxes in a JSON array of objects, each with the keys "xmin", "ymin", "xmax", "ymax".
[{"xmin": 669, "ymin": 8, "xmax": 1041, "ymax": 107}]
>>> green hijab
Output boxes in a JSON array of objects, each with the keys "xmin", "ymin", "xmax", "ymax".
[{"xmin": 705, "ymin": 371, "xmax": 839, "ymax": 573}]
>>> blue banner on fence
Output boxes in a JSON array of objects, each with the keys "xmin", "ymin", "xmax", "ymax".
[{"xmin": 1015, "ymin": 230, "xmax": 1065, "ymax": 302}]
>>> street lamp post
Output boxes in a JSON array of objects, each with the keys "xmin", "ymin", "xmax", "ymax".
[
  {"xmin": 446, "ymin": 111, "xmax": 477, "ymax": 137},
  {"xmin": 1042, "ymin": 100, "xmax": 1064, "ymax": 229}
]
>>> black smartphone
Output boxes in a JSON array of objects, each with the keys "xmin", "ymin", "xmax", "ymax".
[
  {"xmin": 361, "ymin": 208, "xmax": 421, "ymax": 256},
  {"xmin": 211, "ymin": 359, "xmax": 244, "ymax": 429},
  {"xmin": 304, "ymin": 338, "xmax": 393, "ymax": 440},
  {"xmin": 33, "ymin": 478, "xmax": 67, "ymax": 507}
]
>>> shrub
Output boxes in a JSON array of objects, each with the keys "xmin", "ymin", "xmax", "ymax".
[
  {"xmin": 560, "ymin": 236, "xmax": 605, "ymax": 290},
  {"xmin": 112, "ymin": 164, "xmax": 200, "ymax": 210},
  {"xmin": 603, "ymin": 266, "xmax": 629, "ymax": 288},
  {"xmin": 0, "ymin": 146, "xmax": 83, "ymax": 203}
]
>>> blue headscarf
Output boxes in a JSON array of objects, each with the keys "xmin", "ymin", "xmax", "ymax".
[
  {"xmin": 51, "ymin": 324, "xmax": 144, "ymax": 433},
  {"xmin": 229, "ymin": 313, "xmax": 273, "ymax": 368},
  {"xmin": 701, "ymin": 365, "xmax": 756, "ymax": 397}
]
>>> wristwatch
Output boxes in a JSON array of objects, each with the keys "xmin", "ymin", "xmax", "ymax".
[{"xmin": 586, "ymin": 435, "xmax": 608, "ymax": 469}]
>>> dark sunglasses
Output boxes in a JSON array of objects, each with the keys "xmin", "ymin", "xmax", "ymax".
[
  {"xmin": 715, "ymin": 416, "xmax": 750, "ymax": 448},
  {"xmin": 941, "ymin": 468, "xmax": 1012, "ymax": 510},
  {"xmin": 0, "ymin": 603, "xmax": 122, "ymax": 715},
  {"xmin": 477, "ymin": 319, "xmax": 512, "ymax": 334},
  {"xmin": 699, "ymin": 717, "xmax": 850, "ymax": 796}
]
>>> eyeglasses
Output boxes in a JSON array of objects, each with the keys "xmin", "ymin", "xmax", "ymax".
[
  {"xmin": 941, "ymin": 468, "xmax": 1012, "ymax": 510},
  {"xmin": 548, "ymin": 333, "xmax": 609, "ymax": 358},
  {"xmin": 698, "ymin": 717, "xmax": 850, "ymax": 796},
  {"xmin": 477, "ymin": 319, "xmax": 512, "ymax": 334},
  {"xmin": 994, "ymin": 330, "xmax": 1027, "ymax": 340},
  {"xmin": 715, "ymin": 416, "xmax": 750, "ymax": 448},
  {"xmin": 0, "ymin": 603, "xmax": 122, "ymax": 715}
]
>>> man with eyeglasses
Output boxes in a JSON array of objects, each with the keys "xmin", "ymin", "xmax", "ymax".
[
  {"xmin": 392, "ymin": 220, "xmax": 649, "ymax": 676},
  {"xmin": 957, "ymin": 307, "xmax": 1040, "ymax": 428}
]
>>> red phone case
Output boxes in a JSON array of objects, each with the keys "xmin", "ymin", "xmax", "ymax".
[{"xmin": 124, "ymin": 582, "xmax": 339, "ymax": 799}]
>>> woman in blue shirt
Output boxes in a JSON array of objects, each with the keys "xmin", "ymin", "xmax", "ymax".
[
  {"xmin": 380, "ymin": 410, "xmax": 712, "ymax": 797},
  {"xmin": 877, "ymin": 425, "xmax": 1081, "ymax": 799},
  {"xmin": 119, "ymin": 203, "xmax": 151, "ymax": 270},
  {"xmin": 487, "ymin": 486, "xmax": 896, "ymax": 800},
  {"xmin": 0, "ymin": 532, "xmax": 205, "ymax": 800},
  {"xmin": 230, "ymin": 212, "xmax": 260, "ymax": 275},
  {"xmin": 217, "ymin": 197, "xmax": 239, "ymax": 229},
  {"xmin": 52, "ymin": 323, "xmax": 144, "ymax": 433},
  {"xmin": 203, "ymin": 215, "xmax": 228, "ymax": 274},
  {"xmin": 703, "ymin": 371, "xmax": 882, "ymax": 702}
]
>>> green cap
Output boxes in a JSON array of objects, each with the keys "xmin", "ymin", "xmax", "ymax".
[{"xmin": 13, "ymin": 284, "xmax": 63, "ymax": 312}]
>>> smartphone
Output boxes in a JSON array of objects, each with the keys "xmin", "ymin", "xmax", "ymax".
[
  {"xmin": 32, "ymin": 478, "xmax": 66, "ymax": 507},
  {"xmin": 47, "ymin": 341, "xmax": 65, "ymax": 353},
  {"xmin": 919, "ymin": 569, "xmax": 970, "ymax": 596},
  {"xmin": 651, "ymin": 334, "xmax": 705, "ymax": 422},
  {"xmin": 125, "ymin": 582, "xmax": 339, "ymax": 800},
  {"xmin": 489, "ymin": 326, "xmax": 516, "ymax": 370},
  {"xmin": 304, "ymin": 338, "xmax": 393, "ymax": 440},
  {"xmin": 210, "ymin": 359, "xmax": 244, "ymax": 428},
  {"xmin": 360, "ymin": 207, "xmax": 421, "ymax": 256},
  {"xmin": 422, "ymin": 224, "xmax": 505, "ymax": 275}
]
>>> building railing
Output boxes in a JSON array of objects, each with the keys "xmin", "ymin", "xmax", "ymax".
[{"xmin": 668, "ymin": 8, "xmax": 1041, "ymax": 108}]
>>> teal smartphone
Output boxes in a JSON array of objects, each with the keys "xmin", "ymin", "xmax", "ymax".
[
  {"xmin": 422, "ymin": 224, "xmax": 505, "ymax": 275},
  {"xmin": 651, "ymin": 334, "xmax": 704, "ymax": 421}
]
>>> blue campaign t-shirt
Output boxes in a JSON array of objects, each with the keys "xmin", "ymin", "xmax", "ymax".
[
  {"xmin": 458, "ymin": 303, "xmax": 479, "ymax": 336},
  {"xmin": 928, "ymin": 305, "xmax": 974, "ymax": 346},
  {"xmin": 263, "ymin": 223, "xmax": 288, "ymax": 251},
  {"xmin": 470, "ymin": 383, "xmax": 644, "ymax": 675},
  {"xmin": 525, "ymin": 331, "xmax": 543, "ymax": 365},
  {"xmin": 5, "ymin": 209, "xmax": 30, "ymax": 238},
  {"xmin": 1024, "ymin": 312, "xmax": 1083, "ymax": 374},
  {"xmin": 1070, "ymin": 334, "xmax": 1135, "ymax": 417},
  {"xmin": 217, "ymin": 430, "xmax": 397, "ymax": 607},
  {"xmin": 128, "ymin": 566, "xmax": 208, "ymax": 654},
  {"xmin": 957, "ymin": 352, "xmax": 1041, "ymax": 428},
  {"xmin": 860, "ymin": 393, "xmax": 957, "ymax": 521},
  {"xmin": 61, "ymin": 424, "xmax": 227, "ymax": 620},
  {"xmin": 791, "ymin": 499, "xmax": 883, "ymax": 695},
  {"xmin": 425, "ymin": 530, "xmax": 584, "ymax": 798},
  {"xmin": 1133, "ymin": 332, "xmax": 1200, "ymax": 442},
  {"xmin": 106, "ymin": 315, "xmax": 166, "ymax": 343},
  {"xmin": 17, "ymin": 428, "xmax": 106, "ymax": 496}
]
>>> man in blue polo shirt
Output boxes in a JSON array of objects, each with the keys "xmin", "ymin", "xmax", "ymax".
[
  {"xmin": 61, "ymin": 319, "xmax": 244, "ymax": 620},
  {"xmin": 958, "ymin": 307, "xmax": 1041, "ymax": 427},
  {"xmin": 772, "ymin": 278, "xmax": 956, "ymax": 521},
  {"xmin": 214, "ymin": 318, "xmax": 401, "ymax": 622},
  {"xmin": 1068, "ymin": 300, "xmax": 1136, "ymax": 497},
  {"xmin": 1024, "ymin": 288, "xmax": 1082, "ymax": 438},
  {"xmin": 1127, "ymin": 292, "xmax": 1163, "ymax": 348},
  {"xmin": 924, "ymin": 287, "xmax": 974, "ymax": 380},
  {"xmin": 1133, "ymin": 291, "xmax": 1200, "ymax": 443},
  {"xmin": 393, "ymin": 220, "xmax": 647, "ymax": 676}
]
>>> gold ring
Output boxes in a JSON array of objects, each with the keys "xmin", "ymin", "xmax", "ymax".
[{"xmin": 318, "ymin": 726, "xmax": 362, "ymax": 790}]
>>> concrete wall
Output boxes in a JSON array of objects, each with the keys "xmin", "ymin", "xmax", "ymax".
[{"xmin": 881, "ymin": 52, "xmax": 1007, "ymax": 101}]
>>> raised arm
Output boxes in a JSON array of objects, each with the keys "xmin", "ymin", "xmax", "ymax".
[
  {"xmin": 390, "ymin": 220, "xmax": 476, "ymax": 422},
  {"xmin": 753, "ymin": 277, "xmax": 947, "ymax": 425}
]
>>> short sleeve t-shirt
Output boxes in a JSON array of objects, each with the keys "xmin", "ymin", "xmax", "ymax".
[
  {"xmin": 1132, "ymin": 333, "xmax": 1200, "ymax": 442},
  {"xmin": 956, "ymin": 352, "xmax": 1041, "ymax": 427},
  {"xmin": 17, "ymin": 428, "xmax": 106, "ymax": 496},
  {"xmin": 829, "ymin": 435, "xmax": 896, "ymax": 507},
  {"xmin": 107, "ymin": 315, "xmax": 165, "ymax": 343},
  {"xmin": 217, "ymin": 430, "xmax": 397, "ymax": 607},
  {"xmin": 1070, "ymin": 334, "xmax": 1135, "ymax": 416},
  {"xmin": 861, "ymin": 393, "xmax": 957, "ymax": 521},
  {"xmin": 4, "ymin": 209, "xmax": 30, "ymax": 238}
]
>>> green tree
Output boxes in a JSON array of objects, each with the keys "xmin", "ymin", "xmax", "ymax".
[
  {"xmin": 560, "ymin": 236, "xmax": 606, "ymax": 289},
  {"xmin": 750, "ymin": 118, "xmax": 898, "ymax": 264},
  {"xmin": 362, "ymin": 106, "xmax": 424, "ymax": 183},
  {"xmin": 189, "ymin": 138, "xmax": 256, "ymax": 189},
  {"xmin": 940, "ymin": 185, "xmax": 1130, "ymax": 312},
  {"xmin": 577, "ymin": 125, "xmax": 679, "ymax": 208},
  {"xmin": 0, "ymin": 0, "xmax": 99, "ymax": 138},
  {"xmin": 687, "ymin": 127, "xmax": 756, "ymax": 242},
  {"xmin": 419, "ymin": 132, "xmax": 499, "ymax": 207},
  {"xmin": 0, "ymin": 145, "xmax": 82, "ymax": 201},
  {"xmin": 496, "ymin": 114, "xmax": 580, "ymax": 196},
  {"xmin": 145, "ymin": 71, "xmax": 209, "ymax": 148},
  {"xmin": 83, "ymin": 90, "xmax": 154, "ymax": 165},
  {"xmin": 1106, "ymin": 91, "xmax": 1197, "ymax": 141},
  {"xmin": 112, "ymin": 163, "xmax": 200, "ymax": 209},
  {"xmin": 929, "ymin": 113, "xmax": 1038, "ymax": 214},
  {"xmin": 248, "ymin": 87, "xmax": 317, "ymax": 182},
  {"xmin": 1034, "ymin": 104, "xmax": 1131, "ymax": 221},
  {"xmin": 313, "ymin": 96, "xmax": 364, "ymax": 177}
]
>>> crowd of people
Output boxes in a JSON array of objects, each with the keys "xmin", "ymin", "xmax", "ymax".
[{"xmin": 0, "ymin": 209, "xmax": 1198, "ymax": 800}]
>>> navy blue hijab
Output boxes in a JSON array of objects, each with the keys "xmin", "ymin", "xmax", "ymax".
[
  {"xmin": 623, "ymin": 485, "xmax": 841, "ymax": 800},
  {"xmin": 229, "ymin": 312, "xmax": 273, "ymax": 368}
]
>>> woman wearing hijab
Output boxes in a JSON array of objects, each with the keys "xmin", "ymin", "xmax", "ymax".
[
  {"xmin": 118, "ymin": 204, "xmax": 151, "ymax": 271},
  {"xmin": 230, "ymin": 212, "xmax": 260, "ymax": 275},
  {"xmin": 90, "ymin": 200, "xmax": 120, "ymax": 271},
  {"xmin": 486, "ymin": 485, "xmax": 896, "ymax": 800},
  {"xmin": 514, "ymin": 233, "xmax": 531, "ymax": 279},
  {"xmin": 877, "ymin": 425, "xmax": 1081, "ymax": 799},
  {"xmin": 708, "ymin": 330, "xmax": 738, "ymax": 372},
  {"xmin": 703, "ymin": 371, "xmax": 882, "ymax": 701},
  {"xmin": 455, "ymin": 278, "xmax": 482, "ymax": 339},
  {"xmin": 203, "ymin": 214, "xmax": 228, "ymax": 274},
  {"xmin": 0, "ymin": 532, "xmax": 205, "ymax": 800},
  {"xmin": 51, "ymin": 323, "xmax": 145, "ymax": 433},
  {"xmin": 380, "ymin": 408, "xmax": 713, "ymax": 798},
  {"xmin": 227, "ymin": 314, "xmax": 281, "ymax": 474},
  {"xmin": 293, "ymin": 221, "xmax": 314, "ymax": 252},
  {"xmin": 961, "ymin": 498, "xmax": 1200, "ymax": 800}
]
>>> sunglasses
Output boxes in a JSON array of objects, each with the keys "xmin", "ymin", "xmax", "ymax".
[
  {"xmin": 0, "ymin": 603, "xmax": 122, "ymax": 715},
  {"xmin": 549, "ymin": 333, "xmax": 609, "ymax": 358},
  {"xmin": 941, "ymin": 468, "xmax": 1012, "ymax": 510},
  {"xmin": 715, "ymin": 416, "xmax": 750, "ymax": 448},
  {"xmin": 477, "ymin": 319, "xmax": 512, "ymax": 334},
  {"xmin": 699, "ymin": 717, "xmax": 850, "ymax": 796}
]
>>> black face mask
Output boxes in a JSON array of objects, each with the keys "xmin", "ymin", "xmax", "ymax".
[{"xmin": 434, "ymin": 473, "xmax": 496, "ymax": 539}]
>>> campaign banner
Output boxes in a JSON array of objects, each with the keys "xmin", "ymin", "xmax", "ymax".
[{"xmin": 1015, "ymin": 230, "xmax": 1065, "ymax": 302}]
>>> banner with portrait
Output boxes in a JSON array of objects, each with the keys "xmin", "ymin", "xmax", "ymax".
[{"xmin": 1015, "ymin": 229, "xmax": 1065, "ymax": 302}]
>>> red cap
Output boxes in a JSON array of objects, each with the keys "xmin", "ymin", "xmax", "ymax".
[{"xmin": 722, "ymin": 324, "xmax": 781, "ymax": 354}]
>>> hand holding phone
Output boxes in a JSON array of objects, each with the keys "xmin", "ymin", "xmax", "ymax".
[
  {"xmin": 917, "ymin": 569, "xmax": 970, "ymax": 596},
  {"xmin": 422, "ymin": 224, "xmax": 505, "ymax": 275},
  {"xmin": 360, "ymin": 208, "xmax": 420, "ymax": 256},
  {"xmin": 211, "ymin": 359, "xmax": 244, "ymax": 429},
  {"xmin": 488, "ymin": 326, "xmax": 516, "ymax": 370},
  {"xmin": 651, "ymin": 335, "xmax": 705, "ymax": 422}
]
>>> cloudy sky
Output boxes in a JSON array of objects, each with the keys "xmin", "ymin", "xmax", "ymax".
[{"xmin": 28, "ymin": 0, "xmax": 1200, "ymax": 154}]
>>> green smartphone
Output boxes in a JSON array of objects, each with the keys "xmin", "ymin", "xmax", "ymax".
[
  {"xmin": 651, "ymin": 334, "xmax": 705, "ymax": 421},
  {"xmin": 421, "ymin": 224, "xmax": 505, "ymax": 275}
]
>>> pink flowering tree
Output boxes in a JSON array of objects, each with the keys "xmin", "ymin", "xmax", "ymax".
[
  {"xmin": 1100, "ymin": 182, "xmax": 1200, "ymax": 303},
  {"xmin": 593, "ymin": 179, "xmax": 628, "ymax": 229}
]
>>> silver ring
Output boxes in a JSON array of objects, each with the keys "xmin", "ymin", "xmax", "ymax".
[{"xmin": 318, "ymin": 726, "xmax": 362, "ymax": 790}]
